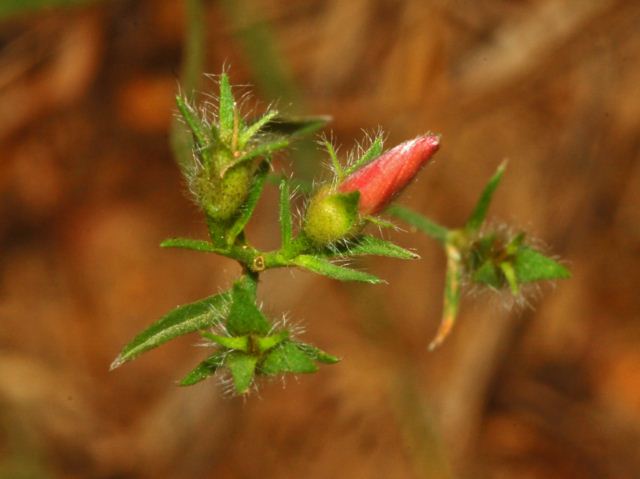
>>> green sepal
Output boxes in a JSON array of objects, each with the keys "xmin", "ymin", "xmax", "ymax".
[
  {"xmin": 334, "ymin": 235, "xmax": 419, "ymax": 260},
  {"xmin": 255, "ymin": 330, "xmax": 290, "ymax": 354},
  {"xmin": 465, "ymin": 161, "xmax": 507, "ymax": 233},
  {"xmin": 226, "ymin": 351, "xmax": 258, "ymax": 394},
  {"xmin": 201, "ymin": 332, "xmax": 249, "ymax": 352},
  {"xmin": 514, "ymin": 246, "xmax": 571, "ymax": 283},
  {"xmin": 429, "ymin": 244, "xmax": 463, "ymax": 350},
  {"xmin": 500, "ymin": 261, "xmax": 519, "ymax": 295},
  {"xmin": 226, "ymin": 276, "xmax": 271, "ymax": 336},
  {"xmin": 175, "ymin": 95, "xmax": 210, "ymax": 157},
  {"xmin": 160, "ymin": 237, "xmax": 224, "ymax": 253},
  {"xmin": 296, "ymin": 342, "xmax": 340, "ymax": 364},
  {"xmin": 323, "ymin": 139, "xmax": 343, "ymax": 180},
  {"xmin": 259, "ymin": 341, "xmax": 318, "ymax": 375},
  {"xmin": 345, "ymin": 134, "xmax": 384, "ymax": 176},
  {"xmin": 179, "ymin": 352, "xmax": 226, "ymax": 386},
  {"xmin": 238, "ymin": 110, "xmax": 279, "ymax": 148},
  {"xmin": 387, "ymin": 205, "xmax": 449, "ymax": 244},
  {"xmin": 110, "ymin": 291, "xmax": 231, "ymax": 369},
  {"xmin": 238, "ymin": 138, "xmax": 290, "ymax": 164},
  {"xmin": 226, "ymin": 160, "xmax": 270, "ymax": 245},
  {"xmin": 278, "ymin": 178, "xmax": 293, "ymax": 250},
  {"xmin": 472, "ymin": 260, "xmax": 503, "ymax": 288},
  {"xmin": 259, "ymin": 115, "xmax": 331, "ymax": 138},
  {"xmin": 292, "ymin": 255, "xmax": 385, "ymax": 284},
  {"xmin": 218, "ymin": 73, "xmax": 235, "ymax": 142}
]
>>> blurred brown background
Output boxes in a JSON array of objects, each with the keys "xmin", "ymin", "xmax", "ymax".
[{"xmin": 1, "ymin": 0, "xmax": 639, "ymax": 478}]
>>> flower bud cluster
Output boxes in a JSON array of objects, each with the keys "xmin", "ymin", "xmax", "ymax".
[{"xmin": 304, "ymin": 134, "xmax": 441, "ymax": 245}]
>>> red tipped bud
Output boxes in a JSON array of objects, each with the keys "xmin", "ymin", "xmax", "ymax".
[{"xmin": 338, "ymin": 134, "xmax": 440, "ymax": 215}]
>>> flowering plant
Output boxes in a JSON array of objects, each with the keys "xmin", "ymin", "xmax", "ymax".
[{"xmin": 110, "ymin": 73, "xmax": 569, "ymax": 395}]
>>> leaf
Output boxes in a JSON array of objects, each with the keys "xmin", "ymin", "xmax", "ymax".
[
  {"xmin": 259, "ymin": 341, "xmax": 318, "ymax": 375},
  {"xmin": 226, "ymin": 161, "xmax": 269, "ymax": 245},
  {"xmin": 226, "ymin": 276, "xmax": 271, "ymax": 335},
  {"xmin": 238, "ymin": 110, "xmax": 279, "ymax": 148},
  {"xmin": 255, "ymin": 331, "xmax": 290, "ymax": 353},
  {"xmin": 239, "ymin": 138, "xmax": 290, "ymax": 163},
  {"xmin": 345, "ymin": 134, "xmax": 383, "ymax": 176},
  {"xmin": 110, "ymin": 291, "xmax": 231, "ymax": 369},
  {"xmin": 296, "ymin": 342, "xmax": 340, "ymax": 364},
  {"xmin": 292, "ymin": 255, "xmax": 384, "ymax": 284},
  {"xmin": 387, "ymin": 205, "xmax": 449, "ymax": 244},
  {"xmin": 499, "ymin": 261, "xmax": 519, "ymax": 295},
  {"xmin": 179, "ymin": 352, "xmax": 226, "ymax": 386},
  {"xmin": 472, "ymin": 260, "xmax": 503, "ymax": 288},
  {"xmin": 259, "ymin": 115, "xmax": 331, "ymax": 138},
  {"xmin": 339, "ymin": 235, "xmax": 419, "ymax": 260},
  {"xmin": 323, "ymin": 139, "xmax": 343, "ymax": 180},
  {"xmin": 279, "ymin": 178, "xmax": 293, "ymax": 250},
  {"xmin": 514, "ymin": 246, "xmax": 571, "ymax": 283},
  {"xmin": 218, "ymin": 73, "xmax": 235, "ymax": 141},
  {"xmin": 201, "ymin": 332, "xmax": 249, "ymax": 352},
  {"xmin": 160, "ymin": 237, "xmax": 224, "ymax": 253},
  {"xmin": 226, "ymin": 351, "xmax": 258, "ymax": 394},
  {"xmin": 429, "ymin": 244, "xmax": 463, "ymax": 350},
  {"xmin": 465, "ymin": 161, "xmax": 507, "ymax": 233},
  {"xmin": 175, "ymin": 94, "xmax": 209, "ymax": 153}
]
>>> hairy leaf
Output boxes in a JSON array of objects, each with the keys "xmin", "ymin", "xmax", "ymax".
[
  {"xmin": 226, "ymin": 161, "xmax": 269, "ymax": 245},
  {"xmin": 226, "ymin": 351, "xmax": 258, "ymax": 394},
  {"xmin": 338, "ymin": 235, "xmax": 419, "ymax": 260},
  {"xmin": 179, "ymin": 352, "xmax": 226, "ymax": 386},
  {"xmin": 160, "ymin": 237, "xmax": 223, "ymax": 253},
  {"xmin": 278, "ymin": 178, "xmax": 293, "ymax": 250},
  {"xmin": 388, "ymin": 205, "xmax": 449, "ymax": 244},
  {"xmin": 514, "ymin": 246, "xmax": 571, "ymax": 282},
  {"xmin": 465, "ymin": 161, "xmax": 506, "ymax": 232},
  {"xmin": 111, "ymin": 291, "xmax": 230, "ymax": 369},
  {"xmin": 259, "ymin": 341, "xmax": 318, "ymax": 375},
  {"xmin": 292, "ymin": 255, "xmax": 384, "ymax": 284}
]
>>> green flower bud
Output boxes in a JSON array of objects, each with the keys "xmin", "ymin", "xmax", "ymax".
[
  {"xmin": 195, "ymin": 163, "xmax": 253, "ymax": 222},
  {"xmin": 303, "ymin": 187, "xmax": 360, "ymax": 245}
]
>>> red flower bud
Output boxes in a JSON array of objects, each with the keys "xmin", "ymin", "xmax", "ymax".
[{"xmin": 338, "ymin": 134, "xmax": 440, "ymax": 215}]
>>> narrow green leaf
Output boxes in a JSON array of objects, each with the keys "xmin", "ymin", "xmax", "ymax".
[
  {"xmin": 218, "ymin": 73, "xmax": 235, "ymax": 141},
  {"xmin": 323, "ymin": 139, "xmax": 344, "ymax": 180},
  {"xmin": 255, "ymin": 330, "xmax": 290, "ymax": 353},
  {"xmin": 465, "ymin": 161, "xmax": 507, "ymax": 233},
  {"xmin": 345, "ymin": 135, "xmax": 383, "ymax": 176},
  {"xmin": 239, "ymin": 138, "xmax": 290, "ymax": 163},
  {"xmin": 339, "ymin": 235, "xmax": 419, "ymax": 260},
  {"xmin": 279, "ymin": 178, "xmax": 293, "ymax": 249},
  {"xmin": 296, "ymin": 342, "xmax": 340, "ymax": 364},
  {"xmin": 387, "ymin": 205, "xmax": 449, "ymax": 244},
  {"xmin": 179, "ymin": 352, "xmax": 226, "ymax": 386},
  {"xmin": 259, "ymin": 341, "xmax": 318, "ymax": 375},
  {"xmin": 226, "ymin": 277, "xmax": 271, "ymax": 335},
  {"xmin": 259, "ymin": 115, "xmax": 331, "ymax": 138},
  {"xmin": 472, "ymin": 260, "xmax": 503, "ymax": 288},
  {"xmin": 110, "ymin": 291, "xmax": 231, "ymax": 369},
  {"xmin": 292, "ymin": 255, "xmax": 384, "ymax": 284},
  {"xmin": 500, "ymin": 261, "xmax": 520, "ymax": 295},
  {"xmin": 201, "ymin": 332, "xmax": 249, "ymax": 352},
  {"xmin": 226, "ymin": 161, "xmax": 269, "ymax": 245},
  {"xmin": 175, "ymin": 95, "xmax": 209, "ymax": 152},
  {"xmin": 226, "ymin": 351, "xmax": 258, "ymax": 394},
  {"xmin": 429, "ymin": 244, "xmax": 463, "ymax": 350},
  {"xmin": 514, "ymin": 246, "xmax": 571, "ymax": 283},
  {"xmin": 238, "ymin": 110, "xmax": 279, "ymax": 148},
  {"xmin": 160, "ymin": 237, "xmax": 224, "ymax": 253}
]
